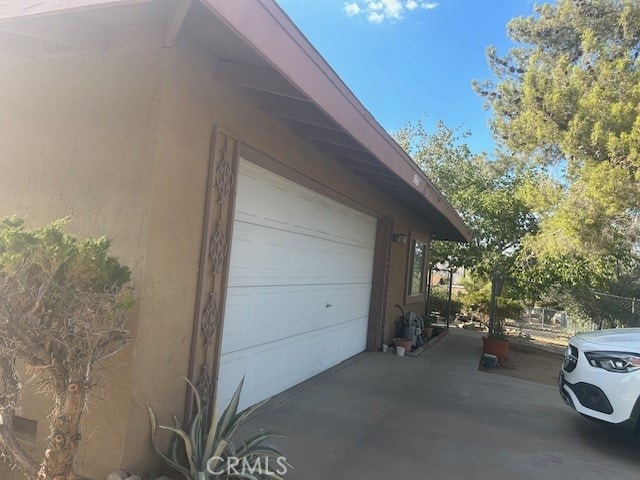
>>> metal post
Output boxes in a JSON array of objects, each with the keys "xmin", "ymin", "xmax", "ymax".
[
  {"xmin": 425, "ymin": 266, "xmax": 433, "ymax": 323},
  {"xmin": 489, "ymin": 267, "xmax": 498, "ymax": 336},
  {"xmin": 446, "ymin": 268, "xmax": 453, "ymax": 331}
]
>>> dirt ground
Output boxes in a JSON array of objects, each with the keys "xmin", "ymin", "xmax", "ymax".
[{"xmin": 479, "ymin": 337, "xmax": 566, "ymax": 387}]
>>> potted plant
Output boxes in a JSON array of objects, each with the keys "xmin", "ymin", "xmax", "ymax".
[
  {"xmin": 393, "ymin": 337, "xmax": 412, "ymax": 352},
  {"xmin": 482, "ymin": 320, "xmax": 510, "ymax": 363}
]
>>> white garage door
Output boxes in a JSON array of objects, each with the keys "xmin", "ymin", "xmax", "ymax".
[{"xmin": 217, "ymin": 159, "xmax": 376, "ymax": 410}]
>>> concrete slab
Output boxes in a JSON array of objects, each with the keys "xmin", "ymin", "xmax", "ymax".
[{"xmin": 240, "ymin": 329, "xmax": 640, "ymax": 480}]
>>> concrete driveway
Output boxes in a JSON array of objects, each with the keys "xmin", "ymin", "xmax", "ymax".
[{"xmin": 241, "ymin": 329, "xmax": 640, "ymax": 480}]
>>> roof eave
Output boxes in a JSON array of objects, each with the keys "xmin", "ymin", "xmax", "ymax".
[{"xmin": 199, "ymin": 0, "xmax": 470, "ymax": 243}]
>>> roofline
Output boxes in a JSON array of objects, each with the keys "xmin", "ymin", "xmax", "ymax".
[
  {"xmin": 0, "ymin": 0, "xmax": 470, "ymax": 242},
  {"xmin": 199, "ymin": 0, "xmax": 470, "ymax": 242}
]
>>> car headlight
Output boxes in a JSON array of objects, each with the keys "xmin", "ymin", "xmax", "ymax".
[{"xmin": 584, "ymin": 351, "xmax": 640, "ymax": 373}]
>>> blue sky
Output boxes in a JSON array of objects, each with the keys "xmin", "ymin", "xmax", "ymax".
[{"xmin": 275, "ymin": 0, "xmax": 537, "ymax": 155}]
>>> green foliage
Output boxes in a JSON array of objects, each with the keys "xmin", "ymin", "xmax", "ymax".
[
  {"xmin": 0, "ymin": 216, "xmax": 132, "ymax": 480},
  {"xmin": 395, "ymin": 121, "xmax": 541, "ymax": 278},
  {"xmin": 148, "ymin": 379, "xmax": 290, "ymax": 480},
  {"xmin": 474, "ymin": 0, "xmax": 640, "ymax": 257},
  {"xmin": 427, "ymin": 287, "xmax": 462, "ymax": 318},
  {"xmin": 0, "ymin": 217, "xmax": 132, "ymax": 370},
  {"xmin": 0, "ymin": 216, "xmax": 131, "ymax": 292},
  {"xmin": 460, "ymin": 276, "xmax": 524, "ymax": 322},
  {"xmin": 542, "ymin": 257, "xmax": 640, "ymax": 328}
]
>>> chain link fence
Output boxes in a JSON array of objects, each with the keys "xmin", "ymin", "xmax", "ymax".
[{"xmin": 514, "ymin": 291, "xmax": 638, "ymax": 335}]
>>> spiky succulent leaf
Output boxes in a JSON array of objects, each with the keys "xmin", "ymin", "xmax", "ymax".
[
  {"xmin": 159, "ymin": 425, "xmax": 197, "ymax": 475},
  {"xmin": 147, "ymin": 402, "xmax": 191, "ymax": 479},
  {"xmin": 236, "ymin": 432, "xmax": 284, "ymax": 457},
  {"xmin": 185, "ymin": 378, "xmax": 206, "ymax": 464},
  {"xmin": 201, "ymin": 402, "xmax": 220, "ymax": 471},
  {"xmin": 149, "ymin": 378, "xmax": 289, "ymax": 480},
  {"xmin": 222, "ymin": 397, "xmax": 270, "ymax": 441},
  {"xmin": 217, "ymin": 378, "xmax": 243, "ymax": 440}
]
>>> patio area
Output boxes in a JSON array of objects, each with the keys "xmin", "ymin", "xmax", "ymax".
[{"xmin": 242, "ymin": 329, "xmax": 640, "ymax": 480}]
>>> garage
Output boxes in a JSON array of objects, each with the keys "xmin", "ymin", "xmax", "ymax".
[{"xmin": 217, "ymin": 159, "xmax": 377, "ymax": 409}]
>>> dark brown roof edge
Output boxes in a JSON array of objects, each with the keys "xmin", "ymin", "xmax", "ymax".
[{"xmin": 199, "ymin": 0, "xmax": 471, "ymax": 242}]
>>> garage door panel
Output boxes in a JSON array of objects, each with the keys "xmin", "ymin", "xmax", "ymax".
[
  {"xmin": 257, "ymin": 291, "xmax": 287, "ymax": 330},
  {"xmin": 261, "ymin": 232, "xmax": 288, "ymax": 281},
  {"xmin": 291, "ymin": 188, "xmax": 316, "ymax": 233},
  {"xmin": 222, "ymin": 291, "xmax": 252, "ymax": 345},
  {"xmin": 343, "ymin": 318, "xmax": 368, "ymax": 356},
  {"xmin": 263, "ymin": 180, "xmax": 290, "ymax": 228},
  {"xmin": 307, "ymin": 333, "xmax": 326, "ymax": 374},
  {"xmin": 365, "ymin": 216, "xmax": 376, "ymax": 245},
  {"xmin": 291, "ymin": 242, "xmax": 315, "ymax": 279},
  {"xmin": 235, "ymin": 168, "xmax": 262, "ymax": 224},
  {"xmin": 282, "ymin": 338, "xmax": 307, "ymax": 387},
  {"xmin": 219, "ymin": 159, "xmax": 376, "ymax": 411},
  {"xmin": 228, "ymin": 223, "xmax": 374, "ymax": 287},
  {"xmin": 237, "ymin": 161, "xmax": 373, "ymax": 247},
  {"xmin": 286, "ymin": 288, "xmax": 311, "ymax": 325},
  {"xmin": 324, "ymin": 328, "xmax": 346, "ymax": 368},
  {"xmin": 222, "ymin": 286, "xmax": 335, "ymax": 353},
  {"xmin": 219, "ymin": 316, "xmax": 368, "ymax": 410},
  {"xmin": 345, "ymin": 284, "xmax": 373, "ymax": 316},
  {"xmin": 227, "ymin": 224, "xmax": 258, "ymax": 284},
  {"xmin": 217, "ymin": 355, "xmax": 247, "ymax": 410},
  {"xmin": 251, "ymin": 347, "xmax": 280, "ymax": 400}
]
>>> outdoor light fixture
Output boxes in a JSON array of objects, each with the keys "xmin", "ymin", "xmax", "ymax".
[{"xmin": 392, "ymin": 233, "xmax": 407, "ymax": 244}]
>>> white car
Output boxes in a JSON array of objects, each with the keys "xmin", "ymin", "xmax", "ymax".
[{"xmin": 559, "ymin": 328, "xmax": 640, "ymax": 435}]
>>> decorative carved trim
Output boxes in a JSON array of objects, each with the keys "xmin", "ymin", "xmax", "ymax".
[
  {"xmin": 201, "ymin": 293, "xmax": 219, "ymax": 347},
  {"xmin": 216, "ymin": 149, "xmax": 234, "ymax": 205},
  {"xmin": 186, "ymin": 127, "xmax": 240, "ymax": 421},
  {"xmin": 208, "ymin": 221, "xmax": 227, "ymax": 275},
  {"xmin": 195, "ymin": 364, "xmax": 213, "ymax": 407}
]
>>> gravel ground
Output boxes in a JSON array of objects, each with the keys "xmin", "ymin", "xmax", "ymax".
[
  {"xmin": 480, "ymin": 341, "xmax": 565, "ymax": 386},
  {"xmin": 478, "ymin": 324, "xmax": 573, "ymax": 386}
]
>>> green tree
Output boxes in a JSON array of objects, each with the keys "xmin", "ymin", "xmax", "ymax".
[
  {"xmin": 459, "ymin": 276, "xmax": 525, "ymax": 324},
  {"xmin": 474, "ymin": 0, "xmax": 640, "ymax": 256},
  {"xmin": 0, "ymin": 217, "xmax": 132, "ymax": 480},
  {"xmin": 395, "ymin": 120, "xmax": 545, "ymax": 293}
]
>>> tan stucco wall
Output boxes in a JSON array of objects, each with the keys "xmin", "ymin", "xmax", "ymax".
[
  {"xmin": 119, "ymin": 51, "xmax": 219, "ymax": 473},
  {"xmin": 0, "ymin": 50, "xmax": 166, "ymax": 478},
  {"xmin": 0, "ymin": 44, "xmax": 432, "ymax": 477}
]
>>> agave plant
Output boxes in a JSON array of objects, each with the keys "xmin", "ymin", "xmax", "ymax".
[{"xmin": 147, "ymin": 378, "xmax": 291, "ymax": 480}]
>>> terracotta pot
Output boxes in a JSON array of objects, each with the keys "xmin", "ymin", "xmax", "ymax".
[
  {"xmin": 423, "ymin": 327, "xmax": 434, "ymax": 339},
  {"xmin": 482, "ymin": 336, "xmax": 510, "ymax": 363},
  {"xmin": 393, "ymin": 337, "xmax": 412, "ymax": 351}
]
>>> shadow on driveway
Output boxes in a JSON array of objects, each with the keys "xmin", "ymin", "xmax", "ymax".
[{"xmin": 240, "ymin": 329, "xmax": 639, "ymax": 480}]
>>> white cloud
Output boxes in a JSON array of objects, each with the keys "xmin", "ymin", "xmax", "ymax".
[
  {"xmin": 405, "ymin": 1, "xmax": 419, "ymax": 10},
  {"xmin": 343, "ymin": 2, "xmax": 361, "ymax": 16},
  {"xmin": 379, "ymin": 0, "xmax": 404, "ymax": 19},
  {"xmin": 344, "ymin": 0, "xmax": 439, "ymax": 24},
  {"xmin": 367, "ymin": 11, "xmax": 385, "ymax": 23}
]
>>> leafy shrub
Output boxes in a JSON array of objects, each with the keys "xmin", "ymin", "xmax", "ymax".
[{"xmin": 0, "ymin": 217, "xmax": 132, "ymax": 480}]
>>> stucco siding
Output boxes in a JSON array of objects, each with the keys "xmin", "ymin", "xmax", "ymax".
[
  {"xmin": 0, "ymin": 50, "xmax": 165, "ymax": 476},
  {"xmin": 0, "ymin": 44, "xmax": 432, "ymax": 477},
  {"xmin": 120, "ymin": 51, "xmax": 220, "ymax": 472}
]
